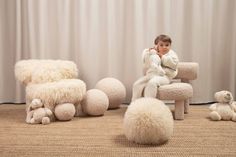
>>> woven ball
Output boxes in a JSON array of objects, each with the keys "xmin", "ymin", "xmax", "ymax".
[
  {"xmin": 54, "ymin": 103, "xmax": 76, "ymax": 121},
  {"xmin": 124, "ymin": 98, "xmax": 174, "ymax": 145},
  {"xmin": 95, "ymin": 77, "xmax": 126, "ymax": 109},
  {"xmin": 81, "ymin": 89, "xmax": 109, "ymax": 116}
]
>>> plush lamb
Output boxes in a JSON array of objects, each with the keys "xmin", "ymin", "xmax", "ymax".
[
  {"xmin": 26, "ymin": 99, "xmax": 53, "ymax": 125},
  {"xmin": 209, "ymin": 90, "xmax": 236, "ymax": 121}
]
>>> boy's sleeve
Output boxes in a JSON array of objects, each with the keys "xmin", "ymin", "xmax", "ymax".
[{"xmin": 161, "ymin": 50, "xmax": 179, "ymax": 70}]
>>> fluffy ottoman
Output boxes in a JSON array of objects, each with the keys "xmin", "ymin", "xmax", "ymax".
[
  {"xmin": 95, "ymin": 77, "xmax": 126, "ymax": 109},
  {"xmin": 123, "ymin": 98, "xmax": 174, "ymax": 145}
]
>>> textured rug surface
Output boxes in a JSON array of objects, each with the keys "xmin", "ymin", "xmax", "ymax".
[{"xmin": 0, "ymin": 104, "xmax": 236, "ymax": 157}]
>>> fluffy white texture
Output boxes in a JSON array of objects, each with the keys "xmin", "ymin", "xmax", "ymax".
[
  {"xmin": 175, "ymin": 62, "xmax": 199, "ymax": 80},
  {"xmin": 81, "ymin": 89, "xmax": 109, "ymax": 116},
  {"xmin": 15, "ymin": 60, "xmax": 78, "ymax": 85},
  {"xmin": 158, "ymin": 83, "xmax": 193, "ymax": 100},
  {"xmin": 124, "ymin": 98, "xmax": 174, "ymax": 145},
  {"xmin": 26, "ymin": 79, "xmax": 86, "ymax": 111},
  {"xmin": 55, "ymin": 103, "xmax": 76, "ymax": 121},
  {"xmin": 95, "ymin": 77, "xmax": 126, "ymax": 109}
]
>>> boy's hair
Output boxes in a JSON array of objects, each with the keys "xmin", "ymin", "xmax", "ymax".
[{"xmin": 154, "ymin": 34, "xmax": 172, "ymax": 45}]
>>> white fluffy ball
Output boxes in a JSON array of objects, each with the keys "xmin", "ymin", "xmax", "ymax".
[
  {"xmin": 54, "ymin": 103, "xmax": 76, "ymax": 121},
  {"xmin": 95, "ymin": 77, "xmax": 126, "ymax": 109},
  {"xmin": 81, "ymin": 89, "xmax": 109, "ymax": 116},
  {"xmin": 123, "ymin": 98, "xmax": 174, "ymax": 145}
]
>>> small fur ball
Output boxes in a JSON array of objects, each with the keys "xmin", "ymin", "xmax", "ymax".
[
  {"xmin": 81, "ymin": 89, "xmax": 109, "ymax": 116},
  {"xmin": 95, "ymin": 77, "xmax": 126, "ymax": 109},
  {"xmin": 54, "ymin": 103, "xmax": 76, "ymax": 121},
  {"xmin": 123, "ymin": 98, "xmax": 174, "ymax": 145}
]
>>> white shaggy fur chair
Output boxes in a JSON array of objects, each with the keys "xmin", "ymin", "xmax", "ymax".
[{"xmin": 15, "ymin": 60, "xmax": 86, "ymax": 123}]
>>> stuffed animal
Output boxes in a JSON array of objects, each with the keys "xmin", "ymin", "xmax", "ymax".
[
  {"xmin": 209, "ymin": 90, "xmax": 236, "ymax": 121},
  {"xmin": 26, "ymin": 99, "xmax": 53, "ymax": 125}
]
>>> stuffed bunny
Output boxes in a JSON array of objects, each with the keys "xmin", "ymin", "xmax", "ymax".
[{"xmin": 26, "ymin": 99, "xmax": 53, "ymax": 125}]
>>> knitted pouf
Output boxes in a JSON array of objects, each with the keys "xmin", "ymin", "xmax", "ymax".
[
  {"xmin": 124, "ymin": 98, "xmax": 174, "ymax": 145},
  {"xmin": 81, "ymin": 89, "xmax": 109, "ymax": 116},
  {"xmin": 95, "ymin": 77, "xmax": 126, "ymax": 109}
]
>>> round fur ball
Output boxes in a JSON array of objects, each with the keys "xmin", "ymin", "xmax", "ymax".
[
  {"xmin": 124, "ymin": 98, "xmax": 174, "ymax": 145},
  {"xmin": 54, "ymin": 103, "xmax": 76, "ymax": 121},
  {"xmin": 95, "ymin": 77, "xmax": 126, "ymax": 109},
  {"xmin": 82, "ymin": 89, "xmax": 109, "ymax": 116}
]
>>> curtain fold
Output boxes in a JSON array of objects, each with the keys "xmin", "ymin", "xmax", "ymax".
[{"xmin": 0, "ymin": 0, "xmax": 236, "ymax": 103}]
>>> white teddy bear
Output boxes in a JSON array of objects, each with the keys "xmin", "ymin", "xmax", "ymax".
[
  {"xmin": 209, "ymin": 90, "xmax": 236, "ymax": 121},
  {"xmin": 26, "ymin": 99, "xmax": 53, "ymax": 125}
]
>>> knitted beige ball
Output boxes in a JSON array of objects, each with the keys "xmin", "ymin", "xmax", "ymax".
[
  {"xmin": 54, "ymin": 103, "xmax": 76, "ymax": 121},
  {"xmin": 95, "ymin": 77, "xmax": 126, "ymax": 109},
  {"xmin": 124, "ymin": 98, "xmax": 174, "ymax": 145},
  {"xmin": 81, "ymin": 89, "xmax": 109, "ymax": 116}
]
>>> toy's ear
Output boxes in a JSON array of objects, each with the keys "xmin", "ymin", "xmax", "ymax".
[
  {"xmin": 225, "ymin": 92, "xmax": 233, "ymax": 103},
  {"xmin": 30, "ymin": 99, "xmax": 43, "ymax": 109}
]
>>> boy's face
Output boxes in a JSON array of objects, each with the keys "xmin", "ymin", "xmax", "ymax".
[{"xmin": 156, "ymin": 41, "xmax": 171, "ymax": 54}]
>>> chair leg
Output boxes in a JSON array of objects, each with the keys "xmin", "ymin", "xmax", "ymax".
[
  {"xmin": 184, "ymin": 99, "xmax": 189, "ymax": 114},
  {"xmin": 175, "ymin": 100, "xmax": 184, "ymax": 120}
]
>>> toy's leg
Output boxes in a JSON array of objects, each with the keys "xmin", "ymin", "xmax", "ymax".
[
  {"xmin": 144, "ymin": 76, "xmax": 170, "ymax": 98},
  {"xmin": 42, "ymin": 117, "xmax": 50, "ymax": 125},
  {"xmin": 232, "ymin": 113, "xmax": 236, "ymax": 122},
  {"xmin": 26, "ymin": 111, "xmax": 34, "ymax": 123},
  {"xmin": 210, "ymin": 111, "xmax": 221, "ymax": 121},
  {"xmin": 131, "ymin": 75, "xmax": 150, "ymax": 101}
]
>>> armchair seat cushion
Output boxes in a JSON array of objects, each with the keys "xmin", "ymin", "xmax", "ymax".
[
  {"xmin": 157, "ymin": 83, "xmax": 193, "ymax": 101},
  {"xmin": 26, "ymin": 79, "xmax": 86, "ymax": 110}
]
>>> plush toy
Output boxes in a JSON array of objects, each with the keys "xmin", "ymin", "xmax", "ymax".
[
  {"xmin": 209, "ymin": 90, "xmax": 236, "ymax": 121},
  {"xmin": 26, "ymin": 99, "xmax": 53, "ymax": 125}
]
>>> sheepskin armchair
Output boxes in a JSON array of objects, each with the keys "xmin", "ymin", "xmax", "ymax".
[{"xmin": 15, "ymin": 59, "xmax": 86, "ymax": 123}]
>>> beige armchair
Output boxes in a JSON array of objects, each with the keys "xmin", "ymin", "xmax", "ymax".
[{"xmin": 157, "ymin": 62, "xmax": 199, "ymax": 120}]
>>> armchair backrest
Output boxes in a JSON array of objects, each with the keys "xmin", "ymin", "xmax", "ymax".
[{"xmin": 15, "ymin": 60, "xmax": 78, "ymax": 85}]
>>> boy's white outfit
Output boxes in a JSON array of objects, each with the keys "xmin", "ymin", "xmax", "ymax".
[{"xmin": 131, "ymin": 48, "xmax": 179, "ymax": 101}]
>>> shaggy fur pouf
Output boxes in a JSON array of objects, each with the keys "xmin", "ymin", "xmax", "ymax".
[
  {"xmin": 95, "ymin": 77, "xmax": 126, "ymax": 109},
  {"xmin": 123, "ymin": 98, "xmax": 174, "ymax": 145},
  {"xmin": 81, "ymin": 89, "xmax": 109, "ymax": 116}
]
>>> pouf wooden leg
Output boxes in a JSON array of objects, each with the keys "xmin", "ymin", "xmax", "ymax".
[
  {"xmin": 175, "ymin": 100, "xmax": 184, "ymax": 120},
  {"xmin": 184, "ymin": 99, "xmax": 189, "ymax": 114}
]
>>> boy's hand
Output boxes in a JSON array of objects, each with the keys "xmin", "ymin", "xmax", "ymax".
[{"xmin": 157, "ymin": 53, "xmax": 163, "ymax": 58}]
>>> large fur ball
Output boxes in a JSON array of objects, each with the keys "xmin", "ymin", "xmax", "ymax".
[
  {"xmin": 95, "ymin": 77, "xmax": 126, "ymax": 109},
  {"xmin": 81, "ymin": 89, "xmax": 109, "ymax": 116},
  {"xmin": 54, "ymin": 103, "xmax": 76, "ymax": 121},
  {"xmin": 123, "ymin": 98, "xmax": 174, "ymax": 145}
]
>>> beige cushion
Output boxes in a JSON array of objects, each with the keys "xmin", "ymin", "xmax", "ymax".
[
  {"xmin": 175, "ymin": 62, "xmax": 199, "ymax": 80},
  {"xmin": 157, "ymin": 83, "xmax": 193, "ymax": 101}
]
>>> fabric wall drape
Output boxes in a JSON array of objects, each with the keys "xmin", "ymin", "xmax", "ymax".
[{"xmin": 0, "ymin": 0, "xmax": 236, "ymax": 103}]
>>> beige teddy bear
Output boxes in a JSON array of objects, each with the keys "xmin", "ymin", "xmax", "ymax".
[
  {"xmin": 209, "ymin": 90, "xmax": 236, "ymax": 121},
  {"xmin": 26, "ymin": 99, "xmax": 53, "ymax": 125}
]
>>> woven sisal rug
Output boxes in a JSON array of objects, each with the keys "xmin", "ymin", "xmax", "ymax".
[{"xmin": 0, "ymin": 104, "xmax": 236, "ymax": 157}]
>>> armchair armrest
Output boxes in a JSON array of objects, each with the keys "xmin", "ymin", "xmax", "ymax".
[{"xmin": 174, "ymin": 62, "xmax": 199, "ymax": 81}]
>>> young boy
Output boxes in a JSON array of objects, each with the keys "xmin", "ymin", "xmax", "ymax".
[{"xmin": 131, "ymin": 34, "xmax": 179, "ymax": 101}]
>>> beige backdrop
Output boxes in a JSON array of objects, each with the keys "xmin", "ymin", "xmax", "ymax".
[{"xmin": 0, "ymin": 0, "xmax": 236, "ymax": 103}]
